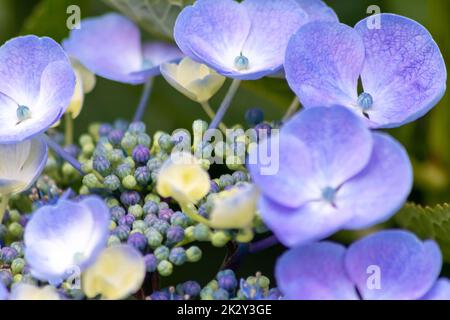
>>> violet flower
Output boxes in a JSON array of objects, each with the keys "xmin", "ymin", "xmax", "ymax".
[
  {"xmin": 24, "ymin": 196, "xmax": 110, "ymax": 284},
  {"xmin": 63, "ymin": 13, "xmax": 183, "ymax": 84},
  {"xmin": 285, "ymin": 14, "xmax": 447, "ymax": 128},
  {"xmin": 276, "ymin": 230, "xmax": 450, "ymax": 300},
  {"xmin": 174, "ymin": 0, "xmax": 325, "ymax": 80},
  {"xmin": 0, "ymin": 36, "xmax": 75, "ymax": 143},
  {"xmin": 249, "ymin": 106, "xmax": 413, "ymax": 247}
]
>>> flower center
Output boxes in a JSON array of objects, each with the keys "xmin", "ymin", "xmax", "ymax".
[
  {"xmin": 234, "ymin": 54, "xmax": 249, "ymax": 70},
  {"xmin": 321, "ymin": 186, "xmax": 336, "ymax": 204},
  {"xmin": 16, "ymin": 105, "xmax": 32, "ymax": 123},
  {"xmin": 357, "ymin": 92, "xmax": 373, "ymax": 111}
]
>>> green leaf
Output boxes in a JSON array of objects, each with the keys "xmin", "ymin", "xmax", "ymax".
[
  {"xmin": 102, "ymin": 0, "xmax": 194, "ymax": 40},
  {"xmin": 396, "ymin": 203, "xmax": 450, "ymax": 263},
  {"xmin": 21, "ymin": 0, "xmax": 89, "ymax": 42}
]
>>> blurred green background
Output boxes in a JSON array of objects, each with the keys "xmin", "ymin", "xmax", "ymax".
[{"xmin": 1, "ymin": 0, "xmax": 449, "ymax": 284}]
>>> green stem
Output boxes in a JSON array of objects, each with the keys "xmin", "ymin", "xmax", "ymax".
[
  {"xmin": 200, "ymin": 101, "xmax": 228, "ymax": 132},
  {"xmin": 64, "ymin": 113, "xmax": 74, "ymax": 146},
  {"xmin": 282, "ymin": 97, "xmax": 300, "ymax": 121},
  {"xmin": 180, "ymin": 202, "xmax": 211, "ymax": 226},
  {"xmin": 208, "ymin": 79, "xmax": 241, "ymax": 130},
  {"xmin": 0, "ymin": 194, "xmax": 10, "ymax": 224}
]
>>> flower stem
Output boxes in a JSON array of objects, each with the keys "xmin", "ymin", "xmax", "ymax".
[
  {"xmin": 249, "ymin": 234, "xmax": 279, "ymax": 254},
  {"xmin": 180, "ymin": 202, "xmax": 211, "ymax": 226},
  {"xmin": 0, "ymin": 194, "xmax": 10, "ymax": 224},
  {"xmin": 133, "ymin": 78, "xmax": 154, "ymax": 123},
  {"xmin": 64, "ymin": 113, "xmax": 74, "ymax": 146},
  {"xmin": 208, "ymin": 79, "xmax": 241, "ymax": 130},
  {"xmin": 42, "ymin": 134, "xmax": 84, "ymax": 174},
  {"xmin": 282, "ymin": 97, "xmax": 300, "ymax": 121},
  {"xmin": 200, "ymin": 101, "xmax": 228, "ymax": 132}
]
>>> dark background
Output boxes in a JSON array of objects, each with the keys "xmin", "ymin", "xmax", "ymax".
[{"xmin": 1, "ymin": 0, "xmax": 448, "ymax": 285}]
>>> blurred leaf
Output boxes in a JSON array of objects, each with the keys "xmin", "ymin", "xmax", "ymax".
[
  {"xmin": 102, "ymin": 0, "xmax": 193, "ymax": 40},
  {"xmin": 396, "ymin": 203, "xmax": 450, "ymax": 262},
  {"xmin": 21, "ymin": 0, "xmax": 88, "ymax": 41}
]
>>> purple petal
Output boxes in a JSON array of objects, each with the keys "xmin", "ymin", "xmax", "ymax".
[
  {"xmin": 282, "ymin": 106, "xmax": 373, "ymax": 189},
  {"xmin": 174, "ymin": 0, "xmax": 250, "ymax": 77},
  {"xmin": 0, "ymin": 36, "xmax": 75, "ymax": 143},
  {"xmin": 276, "ymin": 242, "xmax": 358, "ymax": 300},
  {"xmin": 0, "ymin": 282, "xmax": 7, "ymax": 300},
  {"xmin": 345, "ymin": 230, "xmax": 442, "ymax": 300},
  {"xmin": 239, "ymin": 0, "xmax": 308, "ymax": 79},
  {"xmin": 64, "ymin": 13, "xmax": 147, "ymax": 84},
  {"xmin": 295, "ymin": 0, "xmax": 338, "ymax": 22},
  {"xmin": 248, "ymin": 133, "xmax": 320, "ymax": 209},
  {"xmin": 24, "ymin": 196, "xmax": 110, "ymax": 284},
  {"xmin": 339, "ymin": 133, "xmax": 413, "ymax": 229},
  {"xmin": 355, "ymin": 14, "xmax": 447, "ymax": 128},
  {"xmin": 422, "ymin": 278, "xmax": 450, "ymax": 300},
  {"xmin": 259, "ymin": 196, "xmax": 353, "ymax": 247},
  {"xmin": 285, "ymin": 22, "xmax": 364, "ymax": 109}
]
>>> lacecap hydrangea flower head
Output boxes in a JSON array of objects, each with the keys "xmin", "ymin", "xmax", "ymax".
[
  {"xmin": 276, "ymin": 230, "xmax": 450, "ymax": 300},
  {"xmin": 63, "ymin": 13, "xmax": 183, "ymax": 84},
  {"xmin": 174, "ymin": 0, "xmax": 337, "ymax": 80},
  {"xmin": 0, "ymin": 35, "xmax": 75, "ymax": 143},
  {"xmin": 285, "ymin": 13, "xmax": 447, "ymax": 128},
  {"xmin": 249, "ymin": 106, "xmax": 413, "ymax": 247}
]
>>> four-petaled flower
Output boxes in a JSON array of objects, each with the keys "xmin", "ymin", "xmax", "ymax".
[
  {"xmin": 24, "ymin": 196, "xmax": 110, "ymax": 284},
  {"xmin": 285, "ymin": 14, "xmax": 447, "ymax": 128},
  {"xmin": 0, "ymin": 36, "xmax": 75, "ymax": 143},
  {"xmin": 174, "ymin": 0, "xmax": 336, "ymax": 80},
  {"xmin": 249, "ymin": 106, "xmax": 413, "ymax": 247},
  {"xmin": 63, "ymin": 13, "xmax": 183, "ymax": 85},
  {"xmin": 276, "ymin": 230, "xmax": 450, "ymax": 300}
]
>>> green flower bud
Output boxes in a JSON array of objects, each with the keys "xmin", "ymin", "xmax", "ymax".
[
  {"xmin": 104, "ymin": 175, "xmax": 121, "ymax": 191},
  {"xmin": 211, "ymin": 231, "xmax": 230, "ymax": 247},
  {"xmin": 108, "ymin": 149, "xmax": 125, "ymax": 164},
  {"xmin": 137, "ymin": 133, "xmax": 151, "ymax": 147},
  {"xmin": 83, "ymin": 173, "xmax": 103, "ymax": 189},
  {"xmin": 81, "ymin": 160, "xmax": 94, "ymax": 173},
  {"xmin": 107, "ymin": 235, "xmax": 121, "ymax": 246},
  {"xmin": 194, "ymin": 224, "xmax": 211, "ymax": 242},
  {"xmin": 186, "ymin": 246, "xmax": 202, "ymax": 263},
  {"xmin": 169, "ymin": 247, "xmax": 187, "ymax": 266},
  {"xmin": 79, "ymin": 134, "xmax": 93, "ymax": 146},
  {"xmin": 79, "ymin": 185, "xmax": 90, "ymax": 195},
  {"xmin": 154, "ymin": 246, "xmax": 170, "ymax": 261},
  {"xmin": 13, "ymin": 274, "xmax": 23, "ymax": 283},
  {"xmin": 157, "ymin": 260, "xmax": 173, "ymax": 277},
  {"xmin": 109, "ymin": 220, "xmax": 117, "ymax": 231},
  {"xmin": 158, "ymin": 133, "xmax": 173, "ymax": 152},
  {"xmin": 124, "ymin": 156, "xmax": 136, "ymax": 169},
  {"xmin": 11, "ymin": 258, "xmax": 25, "ymax": 274},
  {"xmin": 236, "ymin": 228, "xmax": 254, "ymax": 243},
  {"xmin": 206, "ymin": 280, "xmax": 219, "ymax": 290},
  {"xmin": 88, "ymin": 123, "xmax": 101, "ymax": 140},
  {"xmin": 8, "ymin": 210, "xmax": 21, "ymax": 223},
  {"xmin": 129, "ymin": 205, "xmax": 143, "ymax": 219},
  {"xmin": 146, "ymin": 229, "xmax": 163, "ymax": 249},
  {"xmin": 132, "ymin": 220, "xmax": 147, "ymax": 232},
  {"xmin": 8, "ymin": 222, "xmax": 23, "ymax": 238},
  {"xmin": 144, "ymin": 193, "xmax": 160, "ymax": 204},
  {"xmin": 257, "ymin": 275, "xmax": 270, "ymax": 289},
  {"xmin": 200, "ymin": 287, "xmax": 214, "ymax": 300},
  {"xmin": 62, "ymin": 162, "xmax": 77, "ymax": 177},
  {"xmin": 122, "ymin": 175, "xmax": 137, "ymax": 190},
  {"xmin": 184, "ymin": 226, "xmax": 195, "ymax": 242},
  {"xmin": 82, "ymin": 142, "xmax": 95, "ymax": 157},
  {"xmin": 106, "ymin": 197, "xmax": 120, "ymax": 208},
  {"xmin": 121, "ymin": 133, "xmax": 138, "ymax": 154}
]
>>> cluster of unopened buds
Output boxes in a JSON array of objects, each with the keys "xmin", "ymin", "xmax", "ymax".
[{"xmin": 0, "ymin": 0, "xmax": 448, "ymax": 300}]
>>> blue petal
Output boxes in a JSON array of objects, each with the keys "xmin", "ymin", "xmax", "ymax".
[
  {"xmin": 355, "ymin": 14, "xmax": 447, "ymax": 128},
  {"xmin": 285, "ymin": 22, "xmax": 364, "ymax": 109},
  {"xmin": 64, "ymin": 13, "xmax": 149, "ymax": 84},
  {"xmin": 276, "ymin": 242, "xmax": 358, "ymax": 299},
  {"xmin": 421, "ymin": 278, "xmax": 450, "ymax": 300},
  {"xmin": 339, "ymin": 133, "xmax": 413, "ymax": 229},
  {"xmin": 24, "ymin": 196, "xmax": 110, "ymax": 284},
  {"xmin": 345, "ymin": 230, "xmax": 442, "ymax": 300},
  {"xmin": 295, "ymin": 0, "xmax": 338, "ymax": 22}
]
